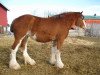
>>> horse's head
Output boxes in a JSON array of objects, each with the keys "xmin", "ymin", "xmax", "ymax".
[{"xmin": 71, "ymin": 12, "xmax": 86, "ymax": 30}]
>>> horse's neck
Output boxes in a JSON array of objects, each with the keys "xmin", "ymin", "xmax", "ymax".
[{"xmin": 64, "ymin": 17, "xmax": 77, "ymax": 30}]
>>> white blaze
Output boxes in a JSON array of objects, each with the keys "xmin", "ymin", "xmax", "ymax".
[{"xmin": 83, "ymin": 20, "xmax": 87, "ymax": 28}]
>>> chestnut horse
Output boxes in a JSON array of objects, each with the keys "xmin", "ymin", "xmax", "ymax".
[{"xmin": 9, "ymin": 12, "xmax": 86, "ymax": 70}]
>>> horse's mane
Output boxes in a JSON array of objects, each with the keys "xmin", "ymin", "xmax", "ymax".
[{"xmin": 49, "ymin": 12, "xmax": 82, "ymax": 19}]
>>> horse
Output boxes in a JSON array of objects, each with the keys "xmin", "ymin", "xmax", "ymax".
[{"xmin": 9, "ymin": 12, "xmax": 86, "ymax": 70}]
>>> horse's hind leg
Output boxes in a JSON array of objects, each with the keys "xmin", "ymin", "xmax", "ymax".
[
  {"xmin": 20, "ymin": 36, "xmax": 36, "ymax": 65},
  {"xmin": 9, "ymin": 35, "xmax": 25, "ymax": 70}
]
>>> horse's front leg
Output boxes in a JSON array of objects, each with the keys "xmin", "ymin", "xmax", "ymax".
[
  {"xmin": 55, "ymin": 50, "xmax": 64, "ymax": 68},
  {"xmin": 49, "ymin": 41, "xmax": 56, "ymax": 65},
  {"xmin": 50, "ymin": 39, "xmax": 64, "ymax": 68}
]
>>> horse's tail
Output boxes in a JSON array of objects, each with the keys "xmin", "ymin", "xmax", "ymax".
[{"xmin": 10, "ymin": 21, "xmax": 14, "ymax": 32}]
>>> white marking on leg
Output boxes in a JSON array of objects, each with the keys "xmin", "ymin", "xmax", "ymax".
[
  {"xmin": 49, "ymin": 46, "xmax": 57, "ymax": 65},
  {"xmin": 50, "ymin": 45, "xmax": 64, "ymax": 68},
  {"xmin": 23, "ymin": 42, "xmax": 36, "ymax": 65},
  {"xmin": 9, "ymin": 38, "xmax": 23, "ymax": 70},
  {"xmin": 9, "ymin": 36, "xmax": 26, "ymax": 70},
  {"xmin": 55, "ymin": 50, "xmax": 64, "ymax": 68}
]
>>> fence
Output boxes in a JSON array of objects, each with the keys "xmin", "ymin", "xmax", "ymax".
[
  {"xmin": 68, "ymin": 24, "xmax": 100, "ymax": 37},
  {"xmin": 69, "ymin": 28, "xmax": 85, "ymax": 37},
  {"xmin": 85, "ymin": 23, "xmax": 100, "ymax": 37}
]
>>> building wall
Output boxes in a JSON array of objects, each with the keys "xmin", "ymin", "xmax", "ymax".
[{"xmin": 0, "ymin": 6, "xmax": 7, "ymax": 26}]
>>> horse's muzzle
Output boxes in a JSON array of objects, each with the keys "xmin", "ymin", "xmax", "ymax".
[{"xmin": 82, "ymin": 25, "xmax": 86, "ymax": 30}]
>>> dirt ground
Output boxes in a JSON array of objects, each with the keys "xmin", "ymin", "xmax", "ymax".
[{"xmin": 0, "ymin": 36, "xmax": 100, "ymax": 75}]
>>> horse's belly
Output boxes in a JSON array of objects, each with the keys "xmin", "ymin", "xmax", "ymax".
[
  {"xmin": 36, "ymin": 35, "xmax": 52, "ymax": 43},
  {"xmin": 36, "ymin": 37, "xmax": 51, "ymax": 42},
  {"xmin": 32, "ymin": 32, "xmax": 55, "ymax": 43}
]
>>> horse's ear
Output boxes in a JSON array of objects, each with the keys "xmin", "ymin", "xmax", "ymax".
[{"xmin": 81, "ymin": 11, "xmax": 83, "ymax": 14}]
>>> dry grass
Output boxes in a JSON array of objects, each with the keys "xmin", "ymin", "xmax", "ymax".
[{"xmin": 0, "ymin": 36, "xmax": 100, "ymax": 75}]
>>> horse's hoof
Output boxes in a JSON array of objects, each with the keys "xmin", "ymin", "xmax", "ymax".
[
  {"xmin": 29, "ymin": 59, "xmax": 36, "ymax": 65},
  {"xmin": 25, "ymin": 59, "xmax": 36, "ymax": 65},
  {"xmin": 9, "ymin": 62, "xmax": 21, "ymax": 70},
  {"xmin": 49, "ymin": 60, "xmax": 56, "ymax": 65},
  {"xmin": 55, "ymin": 62, "xmax": 64, "ymax": 68}
]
